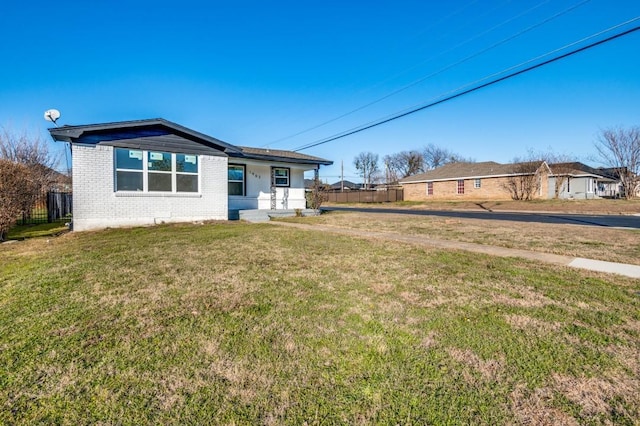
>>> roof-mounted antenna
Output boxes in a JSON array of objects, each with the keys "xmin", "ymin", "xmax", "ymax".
[{"xmin": 44, "ymin": 109, "xmax": 61, "ymax": 126}]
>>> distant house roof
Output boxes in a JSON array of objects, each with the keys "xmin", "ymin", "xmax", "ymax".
[
  {"xmin": 400, "ymin": 161, "xmax": 546, "ymax": 183},
  {"xmin": 549, "ymin": 162, "xmax": 617, "ymax": 181},
  {"xmin": 329, "ymin": 180, "xmax": 360, "ymax": 190},
  {"xmin": 49, "ymin": 118, "xmax": 332, "ymax": 166}
]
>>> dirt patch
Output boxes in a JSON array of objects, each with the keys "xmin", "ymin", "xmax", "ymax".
[
  {"xmin": 447, "ymin": 347, "xmax": 504, "ymax": 382},
  {"xmin": 510, "ymin": 384, "xmax": 578, "ymax": 426}
]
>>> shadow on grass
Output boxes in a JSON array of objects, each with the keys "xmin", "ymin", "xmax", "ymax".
[{"xmin": 6, "ymin": 222, "xmax": 69, "ymax": 240}]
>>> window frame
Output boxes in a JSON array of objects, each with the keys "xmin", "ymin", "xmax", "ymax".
[
  {"xmin": 272, "ymin": 167, "xmax": 290, "ymax": 187},
  {"xmin": 426, "ymin": 181, "xmax": 433, "ymax": 196},
  {"xmin": 115, "ymin": 149, "xmax": 144, "ymax": 191},
  {"xmin": 114, "ymin": 148, "xmax": 199, "ymax": 194},
  {"xmin": 474, "ymin": 178, "xmax": 481, "ymax": 189},
  {"xmin": 457, "ymin": 179, "xmax": 465, "ymax": 195},
  {"xmin": 228, "ymin": 164, "xmax": 246, "ymax": 196}
]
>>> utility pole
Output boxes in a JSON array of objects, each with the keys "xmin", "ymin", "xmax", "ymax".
[{"xmin": 341, "ymin": 160, "xmax": 344, "ymax": 192}]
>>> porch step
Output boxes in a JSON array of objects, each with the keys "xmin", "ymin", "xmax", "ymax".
[{"xmin": 231, "ymin": 209, "xmax": 320, "ymax": 223}]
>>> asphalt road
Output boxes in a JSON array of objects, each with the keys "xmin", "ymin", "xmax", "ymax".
[{"xmin": 321, "ymin": 206, "xmax": 640, "ymax": 229}]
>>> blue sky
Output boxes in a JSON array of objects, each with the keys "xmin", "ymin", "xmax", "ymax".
[{"xmin": 1, "ymin": 0, "xmax": 639, "ymax": 182}]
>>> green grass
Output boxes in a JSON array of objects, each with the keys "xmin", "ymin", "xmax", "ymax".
[
  {"xmin": 1, "ymin": 222, "xmax": 638, "ymax": 424},
  {"xmin": 6, "ymin": 222, "xmax": 68, "ymax": 240}
]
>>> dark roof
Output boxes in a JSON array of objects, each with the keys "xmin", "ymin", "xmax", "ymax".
[
  {"xmin": 236, "ymin": 146, "xmax": 333, "ymax": 166},
  {"xmin": 49, "ymin": 118, "xmax": 332, "ymax": 166},
  {"xmin": 549, "ymin": 162, "xmax": 617, "ymax": 180},
  {"xmin": 329, "ymin": 180, "xmax": 359, "ymax": 189}
]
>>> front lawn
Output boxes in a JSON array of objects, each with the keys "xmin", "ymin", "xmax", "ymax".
[{"xmin": 1, "ymin": 222, "xmax": 638, "ymax": 424}]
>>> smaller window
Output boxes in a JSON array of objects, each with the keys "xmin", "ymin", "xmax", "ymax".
[
  {"xmin": 427, "ymin": 182, "xmax": 433, "ymax": 196},
  {"xmin": 474, "ymin": 178, "xmax": 481, "ymax": 189},
  {"xmin": 228, "ymin": 165, "xmax": 245, "ymax": 196},
  {"xmin": 273, "ymin": 167, "xmax": 290, "ymax": 187},
  {"xmin": 457, "ymin": 180, "xmax": 465, "ymax": 195}
]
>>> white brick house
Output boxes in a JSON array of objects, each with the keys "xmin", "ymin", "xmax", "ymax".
[{"xmin": 49, "ymin": 119, "xmax": 332, "ymax": 231}]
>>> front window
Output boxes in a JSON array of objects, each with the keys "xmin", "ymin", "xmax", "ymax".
[
  {"xmin": 427, "ymin": 182, "xmax": 433, "ymax": 195},
  {"xmin": 457, "ymin": 180, "xmax": 464, "ymax": 195},
  {"xmin": 273, "ymin": 167, "xmax": 290, "ymax": 187},
  {"xmin": 114, "ymin": 148, "xmax": 199, "ymax": 193},
  {"xmin": 115, "ymin": 149, "xmax": 143, "ymax": 191},
  {"xmin": 228, "ymin": 164, "xmax": 245, "ymax": 196},
  {"xmin": 474, "ymin": 178, "xmax": 481, "ymax": 189}
]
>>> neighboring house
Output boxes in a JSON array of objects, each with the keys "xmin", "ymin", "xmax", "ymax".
[
  {"xmin": 49, "ymin": 119, "xmax": 332, "ymax": 231},
  {"xmin": 548, "ymin": 162, "xmax": 619, "ymax": 199},
  {"xmin": 47, "ymin": 168, "xmax": 72, "ymax": 192},
  {"xmin": 400, "ymin": 161, "xmax": 550, "ymax": 201},
  {"xmin": 329, "ymin": 180, "xmax": 360, "ymax": 191}
]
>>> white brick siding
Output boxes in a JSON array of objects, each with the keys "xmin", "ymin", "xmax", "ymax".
[{"xmin": 72, "ymin": 144, "xmax": 228, "ymax": 231}]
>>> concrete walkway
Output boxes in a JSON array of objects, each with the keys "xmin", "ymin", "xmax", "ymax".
[{"xmin": 271, "ymin": 222, "xmax": 640, "ymax": 279}]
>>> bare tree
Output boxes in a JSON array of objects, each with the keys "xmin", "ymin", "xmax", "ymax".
[
  {"xmin": 503, "ymin": 159, "xmax": 546, "ymax": 201},
  {"xmin": 353, "ymin": 152, "xmax": 379, "ymax": 189},
  {"xmin": 383, "ymin": 150, "xmax": 424, "ymax": 181},
  {"xmin": 423, "ymin": 144, "xmax": 471, "ymax": 170},
  {"xmin": 0, "ymin": 160, "xmax": 39, "ymax": 240},
  {"xmin": 0, "ymin": 128, "xmax": 61, "ymax": 223},
  {"xmin": 307, "ymin": 174, "xmax": 328, "ymax": 210},
  {"xmin": 594, "ymin": 126, "xmax": 640, "ymax": 199}
]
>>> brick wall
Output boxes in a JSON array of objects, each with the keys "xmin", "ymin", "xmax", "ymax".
[
  {"xmin": 403, "ymin": 175, "xmax": 550, "ymax": 201},
  {"xmin": 72, "ymin": 144, "xmax": 228, "ymax": 231}
]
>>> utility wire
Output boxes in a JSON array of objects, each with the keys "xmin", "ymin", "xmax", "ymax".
[
  {"xmin": 266, "ymin": 0, "xmax": 590, "ymax": 147},
  {"xmin": 293, "ymin": 23, "xmax": 640, "ymax": 152},
  {"xmin": 368, "ymin": 14, "xmax": 640, "ymax": 131}
]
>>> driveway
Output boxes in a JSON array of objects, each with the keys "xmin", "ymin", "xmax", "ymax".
[{"xmin": 321, "ymin": 206, "xmax": 640, "ymax": 229}]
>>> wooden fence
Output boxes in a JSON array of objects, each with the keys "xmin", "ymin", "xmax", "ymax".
[{"xmin": 324, "ymin": 189, "xmax": 403, "ymax": 203}]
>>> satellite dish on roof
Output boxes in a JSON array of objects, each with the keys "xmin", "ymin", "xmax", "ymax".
[{"xmin": 44, "ymin": 109, "xmax": 61, "ymax": 125}]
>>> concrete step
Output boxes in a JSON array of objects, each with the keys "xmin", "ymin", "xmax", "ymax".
[{"xmin": 231, "ymin": 209, "xmax": 320, "ymax": 223}]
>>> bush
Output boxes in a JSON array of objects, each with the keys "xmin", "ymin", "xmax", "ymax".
[{"xmin": 0, "ymin": 160, "xmax": 38, "ymax": 240}]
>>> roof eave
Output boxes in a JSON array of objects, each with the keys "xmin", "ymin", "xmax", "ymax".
[
  {"xmin": 48, "ymin": 118, "xmax": 242, "ymax": 154},
  {"xmin": 229, "ymin": 152, "xmax": 333, "ymax": 166}
]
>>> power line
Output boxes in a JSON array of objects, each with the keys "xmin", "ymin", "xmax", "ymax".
[
  {"xmin": 293, "ymin": 23, "xmax": 640, "ymax": 152},
  {"xmin": 265, "ymin": 0, "xmax": 590, "ymax": 148}
]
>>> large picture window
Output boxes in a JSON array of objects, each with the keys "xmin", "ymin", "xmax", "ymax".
[
  {"xmin": 115, "ymin": 148, "xmax": 199, "ymax": 193},
  {"xmin": 228, "ymin": 164, "xmax": 245, "ymax": 196},
  {"xmin": 273, "ymin": 167, "xmax": 290, "ymax": 187}
]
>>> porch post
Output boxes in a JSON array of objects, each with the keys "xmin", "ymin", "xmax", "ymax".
[{"xmin": 270, "ymin": 167, "xmax": 276, "ymax": 210}]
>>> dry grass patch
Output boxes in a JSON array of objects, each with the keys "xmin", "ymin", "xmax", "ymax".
[{"xmin": 286, "ymin": 211, "xmax": 640, "ymax": 265}]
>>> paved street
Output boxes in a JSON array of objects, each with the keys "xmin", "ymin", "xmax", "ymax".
[{"xmin": 322, "ymin": 206, "xmax": 640, "ymax": 229}]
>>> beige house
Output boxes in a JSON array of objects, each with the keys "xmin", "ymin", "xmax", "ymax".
[{"xmin": 400, "ymin": 161, "xmax": 550, "ymax": 201}]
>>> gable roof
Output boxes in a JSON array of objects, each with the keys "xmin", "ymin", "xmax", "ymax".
[
  {"xmin": 49, "ymin": 118, "xmax": 332, "ymax": 166},
  {"xmin": 549, "ymin": 162, "xmax": 617, "ymax": 181},
  {"xmin": 400, "ymin": 161, "xmax": 547, "ymax": 183},
  {"xmin": 329, "ymin": 180, "xmax": 359, "ymax": 190}
]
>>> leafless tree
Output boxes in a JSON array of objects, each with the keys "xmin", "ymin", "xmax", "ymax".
[
  {"xmin": 0, "ymin": 127, "xmax": 61, "ymax": 222},
  {"xmin": 594, "ymin": 126, "xmax": 640, "ymax": 199},
  {"xmin": 307, "ymin": 174, "xmax": 328, "ymax": 210},
  {"xmin": 423, "ymin": 143, "xmax": 471, "ymax": 170},
  {"xmin": 353, "ymin": 152, "xmax": 379, "ymax": 189},
  {"xmin": 503, "ymin": 158, "xmax": 546, "ymax": 201},
  {"xmin": 0, "ymin": 160, "xmax": 39, "ymax": 240},
  {"xmin": 383, "ymin": 150, "xmax": 424, "ymax": 181}
]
